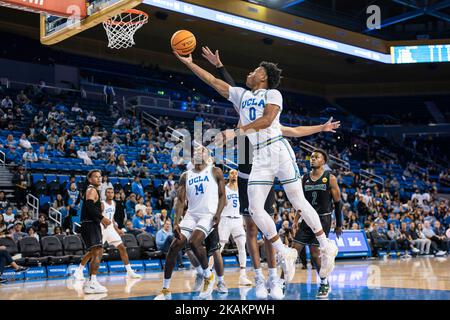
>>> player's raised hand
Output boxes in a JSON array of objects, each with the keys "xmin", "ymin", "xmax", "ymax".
[
  {"xmin": 173, "ymin": 51, "xmax": 193, "ymax": 65},
  {"xmin": 201, "ymin": 46, "xmax": 222, "ymax": 68},
  {"xmin": 322, "ymin": 117, "xmax": 340, "ymax": 133}
]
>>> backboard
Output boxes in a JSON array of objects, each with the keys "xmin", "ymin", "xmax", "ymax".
[{"xmin": 40, "ymin": 0, "xmax": 143, "ymax": 45}]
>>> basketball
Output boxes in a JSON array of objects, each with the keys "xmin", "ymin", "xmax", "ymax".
[{"xmin": 171, "ymin": 30, "xmax": 196, "ymax": 55}]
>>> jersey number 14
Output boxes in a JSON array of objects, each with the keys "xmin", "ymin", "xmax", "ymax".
[{"xmin": 195, "ymin": 183, "xmax": 205, "ymax": 195}]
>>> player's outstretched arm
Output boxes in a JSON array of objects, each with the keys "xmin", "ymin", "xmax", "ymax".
[
  {"xmin": 239, "ymin": 104, "xmax": 280, "ymax": 134},
  {"xmin": 212, "ymin": 167, "xmax": 227, "ymax": 228},
  {"xmin": 173, "ymin": 51, "xmax": 230, "ymax": 99},
  {"xmin": 330, "ymin": 174, "xmax": 343, "ymax": 238},
  {"xmin": 173, "ymin": 172, "xmax": 187, "ymax": 239},
  {"xmin": 281, "ymin": 117, "xmax": 340, "ymax": 138}
]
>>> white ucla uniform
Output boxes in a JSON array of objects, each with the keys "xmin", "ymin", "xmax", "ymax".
[
  {"xmin": 228, "ymin": 87, "xmax": 300, "ymax": 187},
  {"xmin": 218, "ymin": 185, "xmax": 246, "ymax": 242},
  {"xmin": 101, "ymin": 200, "xmax": 122, "ymax": 247},
  {"xmin": 180, "ymin": 165, "xmax": 219, "ymax": 238}
]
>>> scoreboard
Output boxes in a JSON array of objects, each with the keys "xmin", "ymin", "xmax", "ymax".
[{"xmin": 391, "ymin": 44, "xmax": 450, "ymax": 64}]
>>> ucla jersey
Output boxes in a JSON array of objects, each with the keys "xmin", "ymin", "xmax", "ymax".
[
  {"xmin": 186, "ymin": 165, "xmax": 218, "ymax": 215},
  {"xmin": 228, "ymin": 87, "xmax": 283, "ymax": 146},
  {"xmin": 221, "ymin": 185, "xmax": 240, "ymax": 218},
  {"xmin": 102, "ymin": 200, "xmax": 116, "ymax": 221}
]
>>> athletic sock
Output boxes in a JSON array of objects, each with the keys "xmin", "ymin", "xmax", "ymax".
[
  {"xmin": 76, "ymin": 265, "xmax": 84, "ymax": 274},
  {"xmin": 203, "ymin": 268, "xmax": 212, "ymax": 279},
  {"xmin": 272, "ymin": 239, "xmax": 287, "ymax": 255},
  {"xmin": 268, "ymin": 268, "xmax": 278, "ymax": 280},
  {"xmin": 163, "ymin": 278, "xmax": 171, "ymax": 289},
  {"xmin": 90, "ymin": 275, "xmax": 97, "ymax": 282},
  {"xmin": 240, "ymin": 268, "xmax": 246, "ymax": 276},
  {"xmin": 218, "ymin": 276, "xmax": 224, "ymax": 282},
  {"xmin": 316, "ymin": 233, "xmax": 328, "ymax": 248},
  {"xmin": 125, "ymin": 264, "xmax": 133, "ymax": 273},
  {"xmin": 254, "ymin": 268, "xmax": 263, "ymax": 280},
  {"xmin": 195, "ymin": 266, "xmax": 203, "ymax": 276},
  {"xmin": 320, "ymin": 278, "xmax": 328, "ymax": 285}
]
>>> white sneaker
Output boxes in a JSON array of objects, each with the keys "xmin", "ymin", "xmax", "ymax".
[
  {"xmin": 255, "ymin": 277, "xmax": 268, "ymax": 299},
  {"xmin": 435, "ymin": 251, "xmax": 446, "ymax": 257},
  {"xmin": 127, "ymin": 270, "xmax": 142, "ymax": 279},
  {"xmin": 84, "ymin": 280, "xmax": 108, "ymax": 294},
  {"xmin": 268, "ymin": 278, "xmax": 284, "ymax": 300},
  {"xmin": 239, "ymin": 275, "xmax": 252, "ymax": 286},
  {"xmin": 277, "ymin": 247, "xmax": 298, "ymax": 283},
  {"xmin": 193, "ymin": 273, "xmax": 204, "ymax": 292},
  {"xmin": 198, "ymin": 273, "xmax": 215, "ymax": 299},
  {"xmin": 154, "ymin": 288, "xmax": 172, "ymax": 300},
  {"xmin": 217, "ymin": 281, "xmax": 228, "ymax": 294},
  {"xmin": 411, "ymin": 247, "xmax": 420, "ymax": 254},
  {"xmin": 319, "ymin": 240, "xmax": 338, "ymax": 279},
  {"xmin": 73, "ymin": 269, "xmax": 85, "ymax": 281}
]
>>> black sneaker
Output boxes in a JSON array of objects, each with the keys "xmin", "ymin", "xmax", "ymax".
[
  {"xmin": 15, "ymin": 266, "xmax": 29, "ymax": 273},
  {"xmin": 0, "ymin": 277, "xmax": 7, "ymax": 284},
  {"xmin": 316, "ymin": 283, "xmax": 331, "ymax": 299}
]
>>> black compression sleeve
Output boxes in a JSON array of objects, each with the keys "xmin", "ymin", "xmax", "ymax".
[
  {"xmin": 334, "ymin": 200, "xmax": 343, "ymax": 227},
  {"xmin": 85, "ymin": 200, "xmax": 103, "ymax": 223},
  {"xmin": 216, "ymin": 66, "xmax": 236, "ymax": 86}
]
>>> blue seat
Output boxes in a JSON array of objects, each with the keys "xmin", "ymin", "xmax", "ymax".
[
  {"xmin": 32, "ymin": 174, "xmax": 44, "ymax": 183},
  {"xmin": 58, "ymin": 175, "xmax": 70, "ymax": 185},
  {"xmin": 119, "ymin": 178, "xmax": 129, "ymax": 186},
  {"xmin": 45, "ymin": 175, "xmax": 57, "ymax": 183}
]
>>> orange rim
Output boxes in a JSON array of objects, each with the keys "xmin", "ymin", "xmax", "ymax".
[{"xmin": 104, "ymin": 9, "xmax": 149, "ymax": 26}]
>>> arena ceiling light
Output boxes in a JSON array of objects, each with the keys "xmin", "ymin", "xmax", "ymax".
[{"xmin": 145, "ymin": 0, "xmax": 392, "ymax": 64}]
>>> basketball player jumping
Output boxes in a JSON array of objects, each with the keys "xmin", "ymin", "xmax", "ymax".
[
  {"xmin": 79, "ymin": 170, "xmax": 111, "ymax": 294},
  {"xmin": 292, "ymin": 149, "xmax": 343, "ymax": 299},
  {"xmin": 73, "ymin": 187, "xmax": 142, "ymax": 282},
  {"xmin": 177, "ymin": 50, "xmax": 338, "ymax": 282},
  {"xmin": 202, "ymin": 46, "xmax": 341, "ymax": 299},
  {"xmin": 155, "ymin": 146, "xmax": 226, "ymax": 300}
]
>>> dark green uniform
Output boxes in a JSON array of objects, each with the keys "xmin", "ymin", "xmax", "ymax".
[{"xmin": 294, "ymin": 170, "xmax": 333, "ymax": 247}]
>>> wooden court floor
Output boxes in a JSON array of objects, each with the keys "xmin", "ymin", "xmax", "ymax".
[{"xmin": 1, "ymin": 257, "xmax": 449, "ymax": 300}]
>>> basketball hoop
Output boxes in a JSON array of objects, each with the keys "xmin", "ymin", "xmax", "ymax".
[{"xmin": 103, "ymin": 9, "xmax": 148, "ymax": 49}]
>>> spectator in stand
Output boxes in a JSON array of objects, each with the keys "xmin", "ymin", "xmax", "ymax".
[
  {"xmin": 103, "ymin": 82, "xmax": 116, "ymax": 105},
  {"xmin": 65, "ymin": 142, "xmax": 77, "ymax": 158},
  {"xmin": 155, "ymin": 209, "xmax": 168, "ymax": 230},
  {"xmin": 433, "ymin": 220, "xmax": 450, "ymax": 252},
  {"xmin": 19, "ymin": 134, "xmax": 32, "ymax": 150},
  {"xmin": 371, "ymin": 222, "xmax": 399, "ymax": 255},
  {"xmin": 0, "ymin": 192, "xmax": 10, "ymax": 214},
  {"xmin": 1, "ymin": 96, "xmax": 13, "ymax": 109},
  {"xmin": 155, "ymin": 219, "xmax": 183, "ymax": 267},
  {"xmin": 0, "ymin": 246, "xmax": 28, "ymax": 283},
  {"xmin": 422, "ymin": 221, "xmax": 446, "ymax": 256},
  {"xmin": 409, "ymin": 222, "xmax": 431, "ymax": 255},
  {"xmin": 132, "ymin": 176, "xmax": 145, "ymax": 199},
  {"xmin": 37, "ymin": 146, "xmax": 50, "ymax": 162},
  {"xmin": 53, "ymin": 194, "xmax": 66, "ymax": 211},
  {"xmin": 356, "ymin": 194, "xmax": 370, "ymax": 225},
  {"xmin": 116, "ymin": 156, "xmax": 130, "ymax": 176},
  {"xmin": 53, "ymin": 226, "xmax": 63, "ymax": 236},
  {"xmin": 32, "ymin": 214, "xmax": 48, "ymax": 239},
  {"xmin": 278, "ymin": 220, "xmax": 293, "ymax": 246},
  {"xmin": 125, "ymin": 220, "xmax": 141, "ymax": 237},
  {"xmin": 12, "ymin": 166, "xmax": 30, "ymax": 207},
  {"xmin": 16, "ymin": 90, "xmax": 30, "ymax": 106},
  {"xmin": 100, "ymin": 175, "xmax": 113, "ymax": 201},
  {"xmin": 11, "ymin": 221, "xmax": 27, "ymax": 242},
  {"xmin": 5, "ymin": 146, "xmax": 21, "ymax": 165},
  {"xmin": 132, "ymin": 209, "xmax": 146, "ymax": 233},
  {"xmin": 135, "ymin": 196, "xmax": 146, "ymax": 216},
  {"xmin": 0, "ymin": 215, "xmax": 6, "ymax": 235},
  {"xmin": 125, "ymin": 193, "xmax": 137, "ymax": 219},
  {"xmin": 27, "ymin": 226, "xmax": 39, "ymax": 241},
  {"xmin": 86, "ymin": 111, "xmax": 97, "ymax": 124},
  {"xmin": 2, "ymin": 207, "xmax": 15, "ymax": 224},
  {"xmin": 22, "ymin": 148, "xmax": 37, "ymax": 163},
  {"xmin": 90, "ymin": 131, "xmax": 102, "ymax": 145}
]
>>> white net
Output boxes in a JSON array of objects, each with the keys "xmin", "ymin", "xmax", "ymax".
[{"xmin": 103, "ymin": 9, "xmax": 148, "ymax": 49}]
